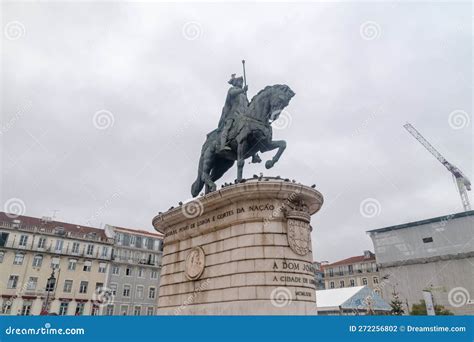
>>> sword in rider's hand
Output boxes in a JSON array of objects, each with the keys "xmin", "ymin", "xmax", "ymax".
[{"xmin": 242, "ymin": 59, "xmax": 247, "ymax": 93}]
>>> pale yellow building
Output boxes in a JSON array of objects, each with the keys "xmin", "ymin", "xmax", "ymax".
[
  {"xmin": 0, "ymin": 212, "xmax": 113, "ymax": 315},
  {"xmin": 323, "ymin": 250, "xmax": 381, "ymax": 295}
]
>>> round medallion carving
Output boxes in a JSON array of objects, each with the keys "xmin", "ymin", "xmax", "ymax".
[{"xmin": 184, "ymin": 246, "xmax": 206, "ymax": 280}]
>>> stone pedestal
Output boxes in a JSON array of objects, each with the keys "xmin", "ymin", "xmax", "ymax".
[{"xmin": 153, "ymin": 179, "xmax": 323, "ymax": 315}]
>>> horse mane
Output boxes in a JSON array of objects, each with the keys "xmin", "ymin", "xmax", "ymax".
[{"xmin": 249, "ymin": 84, "xmax": 290, "ymax": 106}]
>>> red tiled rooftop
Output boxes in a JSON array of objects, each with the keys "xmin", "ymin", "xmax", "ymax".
[
  {"xmin": 323, "ymin": 254, "xmax": 376, "ymax": 268},
  {"xmin": 0, "ymin": 212, "xmax": 108, "ymax": 240},
  {"xmin": 111, "ymin": 225, "xmax": 163, "ymax": 238}
]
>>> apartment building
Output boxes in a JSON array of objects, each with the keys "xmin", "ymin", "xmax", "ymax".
[
  {"xmin": 104, "ymin": 225, "xmax": 163, "ymax": 315},
  {"xmin": 0, "ymin": 212, "xmax": 113, "ymax": 315},
  {"xmin": 323, "ymin": 250, "xmax": 381, "ymax": 295}
]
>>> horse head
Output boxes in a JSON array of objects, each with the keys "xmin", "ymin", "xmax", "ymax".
[{"xmin": 247, "ymin": 84, "xmax": 295, "ymax": 123}]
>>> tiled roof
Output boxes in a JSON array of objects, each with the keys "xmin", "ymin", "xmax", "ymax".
[
  {"xmin": 0, "ymin": 212, "xmax": 108, "ymax": 241},
  {"xmin": 111, "ymin": 225, "xmax": 163, "ymax": 238},
  {"xmin": 324, "ymin": 254, "xmax": 375, "ymax": 268}
]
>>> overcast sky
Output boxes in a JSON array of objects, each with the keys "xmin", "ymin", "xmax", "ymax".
[{"xmin": 1, "ymin": 1, "xmax": 472, "ymax": 262}]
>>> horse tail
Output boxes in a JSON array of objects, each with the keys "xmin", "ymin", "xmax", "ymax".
[{"xmin": 191, "ymin": 149, "xmax": 205, "ymax": 197}]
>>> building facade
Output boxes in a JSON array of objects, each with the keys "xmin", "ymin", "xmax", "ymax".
[
  {"xmin": 104, "ymin": 225, "xmax": 163, "ymax": 316},
  {"xmin": 323, "ymin": 251, "xmax": 381, "ymax": 295},
  {"xmin": 0, "ymin": 212, "xmax": 113, "ymax": 316},
  {"xmin": 368, "ymin": 210, "xmax": 474, "ymax": 315}
]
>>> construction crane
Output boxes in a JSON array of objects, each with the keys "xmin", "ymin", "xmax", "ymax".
[{"xmin": 403, "ymin": 122, "xmax": 471, "ymax": 211}]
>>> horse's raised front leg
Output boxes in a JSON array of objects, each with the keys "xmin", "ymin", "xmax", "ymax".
[
  {"xmin": 236, "ymin": 140, "xmax": 247, "ymax": 182},
  {"xmin": 261, "ymin": 140, "xmax": 287, "ymax": 169}
]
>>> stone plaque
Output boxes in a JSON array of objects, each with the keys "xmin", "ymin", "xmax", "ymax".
[
  {"xmin": 185, "ymin": 246, "xmax": 206, "ymax": 280},
  {"xmin": 286, "ymin": 209, "xmax": 311, "ymax": 256}
]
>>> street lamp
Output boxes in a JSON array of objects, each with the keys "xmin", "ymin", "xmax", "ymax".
[{"xmin": 40, "ymin": 269, "xmax": 56, "ymax": 315}]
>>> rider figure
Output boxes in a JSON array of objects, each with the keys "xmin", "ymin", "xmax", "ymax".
[
  {"xmin": 218, "ymin": 74, "xmax": 248, "ymax": 151},
  {"xmin": 218, "ymin": 74, "xmax": 261, "ymax": 163}
]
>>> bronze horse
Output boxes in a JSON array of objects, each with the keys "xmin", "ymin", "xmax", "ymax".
[{"xmin": 191, "ymin": 84, "xmax": 295, "ymax": 197}]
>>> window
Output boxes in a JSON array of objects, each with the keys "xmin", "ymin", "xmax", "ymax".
[
  {"xmin": 138, "ymin": 268, "xmax": 144, "ymax": 278},
  {"xmin": 101, "ymin": 246, "xmax": 108, "ymax": 257},
  {"xmin": 123, "ymin": 234, "xmax": 130, "ymax": 246},
  {"xmin": 98, "ymin": 263, "xmax": 107, "ymax": 273},
  {"xmin": 95, "ymin": 282, "xmax": 104, "ymax": 291},
  {"xmin": 59, "ymin": 302, "xmax": 69, "ymax": 315},
  {"xmin": 55, "ymin": 239, "xmax": 63, "ymax": 252},
  {"xmin": 147, "ymin": 307, "xmax": 154, "ymax": 316},
  {"xmin": 0, "ymin": 251, "xmax": 4, "ymax": 263},
  {"xmin": 19, "ymin": 235, "xmax": 28, "ymax": 247},
  {"xmin": 120, "ymin": 305, "xmax": 128, "ymax": 315},
  {"xmin": 75, "ymin": 302, "xmax": 85, "ymax": 315},
  {"xmin": 91, "ymin": 304, "xmax": 100, "ymax": 316},
  {"xmin": 27, "ymin": 277, "xmax": 38, "ymax": 290},
  {"xmin": 330, "ymin": 281, "xmax": 335, "ymax": 289},
  {"xmin": 134, "ymin": 306, "xmax": 141, "ymax": 316},
  {"xmin": 112, "ymin": 265, "xmax": 120, "ymax": 275},
  {"xmin": 13, "ymin": 253, "xmax": 24, "ymax": 265},
  {"xmin": 151, "ymin": 270, "xmax": 158, "ymax": 279},
  {"xmin": 148, "ymin": 287, "xmax": 156, "ymax": 299},
  {"xmin": 46, "ymin": 276, "xmax": 56, "ymax": 292},
  {"xmin": 32, "ymin": 255, "xmax": 43, "ymax": 267},
  {"xmin": 350, "ymin": 279, "xmax": 355, "ymax": 287},
  {"xmin": 106, "ymin": 305, "xmax": 114, "ymax": 315},
  {"xmin": 135, "ymin": 236, "xmax": 142, "ymax": 248},
  {"xmin": 20, "ymin": 300, "xmax": 32, "ymax": 315},
  {"xmin": 64, "ymin": 280, "xmax": 73, "ymax": 293},
  {"xmin": 83, "ymin": 260, "xmax": 92, "ymax": 272},
  {"xmin": 0, "ymin": 232, "xmax": 9, "ymax": 247},
  {"xmin": 86, "ymin": 244, "xmax": 94, "ymax": 255},
  {"xmin": 79, "ymin": 281, "xmax": 88, "ymax": 294},
  {"xmin": 362, "ymin": 277, "xmax": 368, "ymax": 285},
  {"xmin": 339, "ymin": 280, "xmax": 345, "ymax": 288},
  {"xmin": 110, "ymin": 283, "xmax": 117, "ymax": 296},
  {"xmin": 373, "ymin": 276, "xmax": 379, "ymax": 284},
  {"xmin": 116, "ymin": 233, "xmax": 123, "ymax": 245},
  {"xmin": 338, "ymin": 266, "xmax": 344, "ymax": 276},
  {"xmin": 68, "ymin": 259, "xmax": 77, "ymax": 271},
  {"xmin": 125, "ymin": 267, "xmax": 132, "ymax": 276},
  {"xmin": 123, "ymin": 285, "xmax": 131, "ymax": 297},
  {"xmin": 7, "ymin": 275, "xmax": 19, "ymax": 288},
  {"xmin": 146, "ymin": 238, "xmax": 154, "ymax": 250},
  {"xmin": 37, "ymin": 237, "xmax": 46, "ymax": 249},
  {"xmin": 1, "ymin": 300, "xmax": 12, "ymax": 314},
  {"xmin": 328, "ymin": 268, "xmax": 334, "ymax": 277},
  {"xmin": 130, "ymin": 235, "xmax": 136, "ymax": 246},
  {"xmin": 422, "ymin": 237, "xmax": 434, "ymax": 243},
  {"xmin": 72, "ymin": 242, "xmax": 80, "ymax": 254},
  {"xmin": 136, "ymin": 286, "xmax": 144, "ymax": 299},
  {"xmin": 51, "ymin": 257, "xmax": 60, "ymax": 269},
  {"xmin": 348, "ymin": 265, "xmax": 354, "ymax": 274}
]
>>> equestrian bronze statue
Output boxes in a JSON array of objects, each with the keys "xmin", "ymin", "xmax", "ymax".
[{"xmin": 191, "ymin": 63, "xmax": 295, "ymax": 197}]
